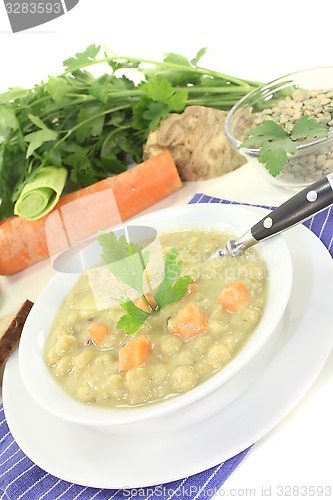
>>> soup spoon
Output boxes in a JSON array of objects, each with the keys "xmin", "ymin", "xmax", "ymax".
[{"xmin": 210, "ymin": 172, "xmax": 333, "ymax": 259}]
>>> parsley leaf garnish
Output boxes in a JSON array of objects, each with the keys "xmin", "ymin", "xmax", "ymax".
[
  {"xmin": 241, "ymin": 116, "xmax": 328, "ymax": 176},
  {"xmin": 258, "ymin": 141, "xmax": 295, "ymax": 177},
  {"xmin": 116, "ymin": 299, "xmax": 151, "ymax": 335},
  {"xmin": 97, "ymin": 230, "xmax": 191, "ymax": 334},
  {"xmin": 290, "ymin": 115, "xmax": 328, "ymax": 141},
  {"xmin": 97, "ymin": 230, "xmax": 149, "ymax": 296},
  {"xmin": 241, "ymin": 120, "xmax": 289, "ymax": 147},
  {"xmin": 154, "ymin": 248, "xmax": 192, "ymax": 309}
]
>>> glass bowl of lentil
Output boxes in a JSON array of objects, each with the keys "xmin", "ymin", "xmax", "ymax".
[
  {"xmin": 18, "ymin": 203, "xmax": 293, "ymax": 429},
  {"xmin": 225, "ymin": 67, "xmax": 333, "ymax": 190}
]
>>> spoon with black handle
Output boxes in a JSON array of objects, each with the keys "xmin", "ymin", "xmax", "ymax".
[{"xmin": 210, "ymin": 172, "xmax": 333, "ymax": 259}]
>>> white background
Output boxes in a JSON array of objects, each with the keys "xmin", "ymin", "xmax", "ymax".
[
  {"xmin": 0, "ymin": 0, "xmax": 333, "ymax": 88},
  {"xmin": 1, "ymin": 1, "xmax": 333, "ymax": 497}
]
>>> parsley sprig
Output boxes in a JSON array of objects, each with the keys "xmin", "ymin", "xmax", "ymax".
[
  {"xmin": 97, "ymin": 230, "xmax": 191, "ymax": 334},
  {"xmin": 0, "ymin": 44, "xmax": 262, "ymax": 219},
  {"xmin": 241, "ymin": 116, "xmax": 328, "ymax": 176}
]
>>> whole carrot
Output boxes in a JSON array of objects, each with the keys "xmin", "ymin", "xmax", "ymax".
[{"xmin": 0, "ymin": 151, "xmax": 182, "ymax": 275}]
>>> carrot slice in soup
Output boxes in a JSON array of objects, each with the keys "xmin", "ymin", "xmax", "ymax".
[
  {"xmin": 118, "ymin": 337, "xmax": 151, "ymax": 372},
  {"xmin": 218, "ymin": 281, "xmax": 248, "ymax": 312},
  {"xmin": 135, "ymin": 294, "xmax": 158, "ymax": 313},
  {"xmin": 87, "ymin": 322, "xmax": 109, "ymax": 344},
  {"xmin": 169, "ymin": 302, "xmax": 207, "ymax": 339}
]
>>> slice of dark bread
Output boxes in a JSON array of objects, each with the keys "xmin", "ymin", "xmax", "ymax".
[{"xmin": 0, "ymin": 299, "xmax": 34, "ymax": 374}]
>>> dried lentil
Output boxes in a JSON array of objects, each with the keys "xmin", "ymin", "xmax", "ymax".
[{"xmin": 252, "ymin": 88, "xmax": 333, "ymax": 184}]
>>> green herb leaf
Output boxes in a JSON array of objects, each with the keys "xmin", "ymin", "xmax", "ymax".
[
  {"xmin": 98, "ymin": 231, "xmax": 192, "ymax": 334},
  {"xmin": 191, "ymin": 47, "xmax": 207, "ymax": 66},
  {"xmin": 63, "ymin": 44, "xmax": 101, "ymax": 71},
  {"xmin": 0, "ymin": 106, "xmax": 18, "ymax": 135},
  {"xmin": 241, "ymin": 120, "xmax": 289, "ymax": 148},
  {"xmin": 141, "ymin": 79, "xmax": 174, "ymax": 102},
  {"xmin": 168, "ymin": 90, "xmax": 188, "ymax": 111},
  {"xmin": 132, "ymin": 96, "xmax": 152, "ymax": 130},
  {"xmin": 242, "ymin": 117, "xmax": 328, "ymax": 177},
  {"xmin": 259, "ymin": 140, "xmax": 296, "ymax": 176},
  {"xmin": 76, "ymin": 103, "xmax": 105, "ymax": 142},
  {"xmin": 28, "ymin": 113, "xmax": 49, "ymax": 130},
  {"xmin": 154, "ymin": 248, "xmax": 192, "ymax": 309},
  {"xmin": 25, "ymin": 127, "xmax": 58, "ymax": 158},
  {"xmin": 290, "ymin": 115, "xmax": 328, "ymax": 141},
  {"xmin": 0, "ymin": 87, "xmax": 29, "ymax": 104},
  {"xmin": 47, "ymin": 76, "xmax": 73, "ymax": 101},
  {"xmin": 97, "ymin": 230, "xmax": 149, "ymax": 296},
  {"xmin": 116, "ymin": 299, "xmax": 151, "ymax": 335},
  {"xmin": 153, "ymin": 52, "xmax": 202, "ymax": 86},
  {"xmin": 142, "ymin": 101, "xmax": 170, "ymax": 130},
  {"xmin": 137, "ymin": 79, "xmax": 187, "ymax": 130},
  {"xmin": 62, "ymin": 144, "xmax": 94, "ymax": 185},
  {"xmin": 141, "ymin": 79, "xmax": 187, "ymax": 112}
]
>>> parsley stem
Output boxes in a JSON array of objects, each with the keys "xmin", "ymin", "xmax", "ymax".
[
  {"xmin": 105, "ymin": 53, "xmax": 261, "ymax": 88},
  {"xmin": 62, "ymin": 45, "xmax": 261, "ymax": 90},
  {"xmin": 141, "ymin": 293, "xmax": 154, "ymax": 311},
  {"xmin": 183, "ymin": 85, "xmax": 256, "ymax": 94}
]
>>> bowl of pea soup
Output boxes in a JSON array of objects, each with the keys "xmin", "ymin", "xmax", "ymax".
[{"xmin": 19, "ymin": 203, "xmax": 293, "ymax": 428}]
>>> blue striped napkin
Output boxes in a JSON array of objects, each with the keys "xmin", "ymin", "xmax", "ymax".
[
  {"xmin": 0, "ymin": 194, "xmax": 332, "ymax": 500},
  {"xmin": 190, "ymin": 193, "xmax": 333, "ymax": 257},
  {"xmin": 0, "ymin": 403, "xmax": 250, "ymax": 500}
]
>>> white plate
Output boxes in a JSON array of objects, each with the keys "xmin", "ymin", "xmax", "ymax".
[{"xmin": 3, "ymin": 221, "xmax": 333, "ymax": 489}]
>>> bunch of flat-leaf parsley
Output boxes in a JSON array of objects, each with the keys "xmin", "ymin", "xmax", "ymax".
[{"xmin": 0, "ymin": 44, "xmax": 262, "ymax": 219}]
